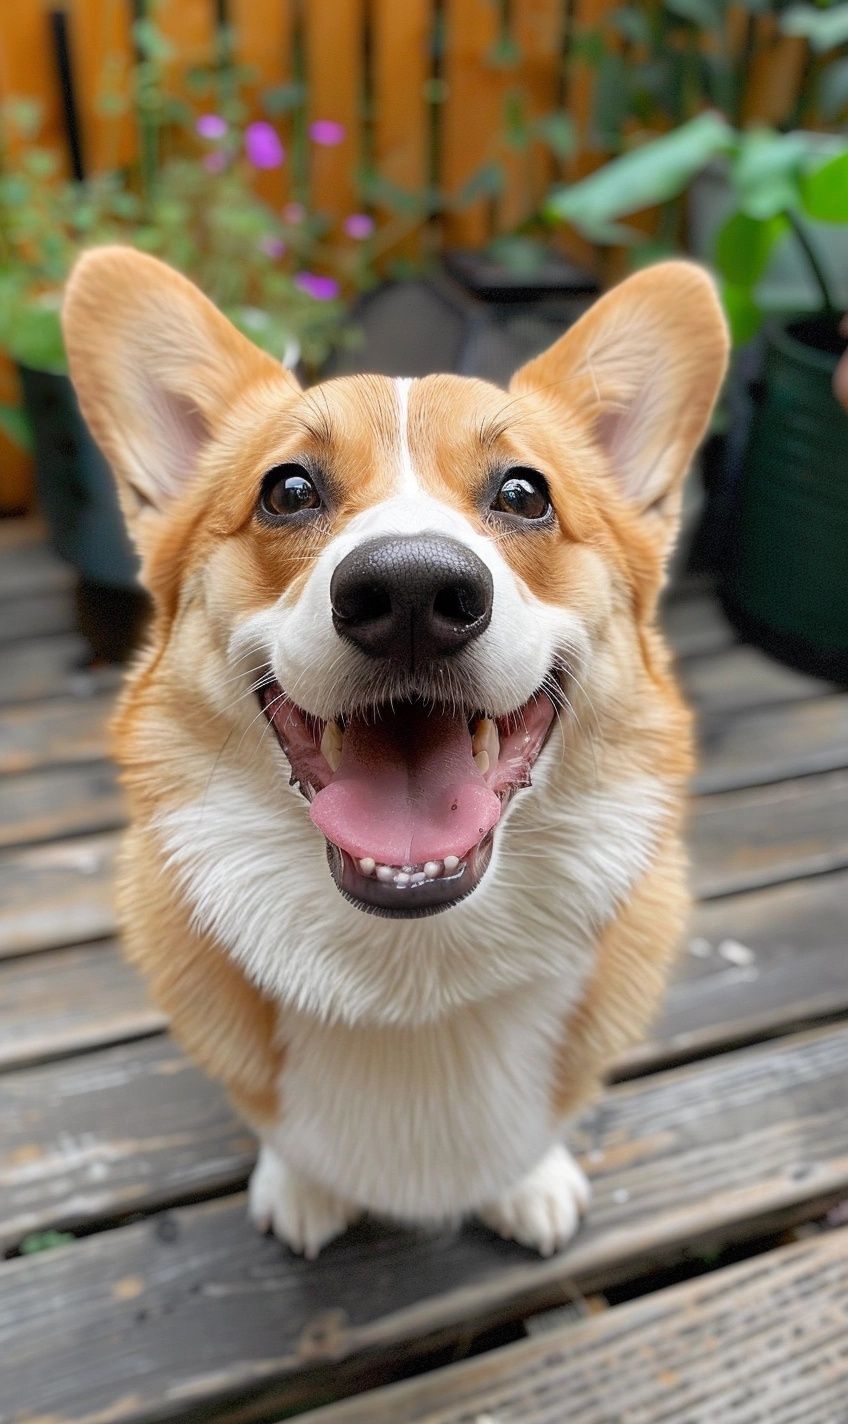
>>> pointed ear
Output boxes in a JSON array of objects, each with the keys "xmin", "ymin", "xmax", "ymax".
[
  {"xmin": 62, "ymin": 246, "xmax": 300, "ymax": 550},
  {"xmin": 510, "ymin": 261, "xmax": 728, "ymax": 554}
]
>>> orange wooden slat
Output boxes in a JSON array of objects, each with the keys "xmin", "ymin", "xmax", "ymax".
[
  {"xmin": 228, "ymin": 0, "xmax": 294, "ymax": 207},
  {"xmin": 304, "ymin": 0, "xmax": 364, "ymax": 228},
  {"xmin": 441, "ymin": 0, "xmax": 507, "ymax": 248},
  {"xmin": 156, "ymin": 0, "xmax": 217, "ymax": 103},
  {"xmin": 372, "ymin": 0, "xmax": 431, "ymax": 258},
  {"xmin": 498, "ymin": 0, "xmax": 562, "ymax": 233},
  {"xmin": 567, "ymin": 0, "xmax": 618, "ymax": 175},
  {"xmin": 0, "ymin": 3, "xmax": 67, "ymax": 169},
  {"xmin": 0, "ymin": 358, "xmax": 34, "ymax": 515},
  {"xmin": 64, "ymin": 0, "xmax": 135, "ymax": 174},
  {"xmin": 744, "ymin": 19, "xmax": 807, "ymax": 127}
]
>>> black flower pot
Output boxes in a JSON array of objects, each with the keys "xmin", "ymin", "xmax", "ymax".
[{"xmin": 18, "ymin": 364, "xmax": 148, "ymax": 661}]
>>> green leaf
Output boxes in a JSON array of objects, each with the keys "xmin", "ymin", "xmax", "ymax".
[
  {"xmin": 731, "ymin": 129, "xmax": 807, "ymax": 219},
  {"xmin": 610, "ymin": 7, "xmax": 651, "ymax": 45},
  {"xmin": 534, "ymin": 112, "xmax": 575, "ymax": 160},
  {"xmin": 721, "ymin": 281, "xmax": 763, "ymax": 344},
  {"xmin": 131, "ymin": 18, "xmax": 174, "ymax": 61},
  {"xmin": 262, "ymin": 81, "xmax": 307, "ymax": 115},
  {"xmin": 819, "ymin": 57, "xmax": 848, "ymax": 122},
  {"xmin": 0, "ymin": 404, "xmax": 34, "ymax": 453},
  {"xmin": 800, "ymin": 148, "xmax": 848, "ymax": 222},
  {"xmin": 780, "ymin": 4, "xmax": 848, "ymax": 52},
  {"xmin": 454, "ymin": 161, "xmax": 505, "ymax": 207},
  {"xmin": 18, "ymin": 1230, "xmax": 75, "ymax": 1255},
  {"xmin": 592, "ymin": 51, "xmax": 630, "ymax": 148},
  {"xmin": 545, "ymin": 112, "xmax": 733, "ymax": 233},
  {"xmin": 714, "ymin": 211, "xmax": 788, "ymax": 285},
  {"xmin": 665, "ymin": 0, "xmax": 722, "ymax": 28}
]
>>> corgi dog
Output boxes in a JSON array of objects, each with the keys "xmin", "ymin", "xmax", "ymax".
[{"xmin": 63, "ymin": 249, "xmax": 727, "ymax": 1258}]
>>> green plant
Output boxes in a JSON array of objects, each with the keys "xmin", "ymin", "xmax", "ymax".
[
  {"xmin": 0, "ymin": 5, "xmax": 394, "ymax": 401},
  {"xmin": 545, "ymin": 118, "xmax": 848, "ymax": 340}
]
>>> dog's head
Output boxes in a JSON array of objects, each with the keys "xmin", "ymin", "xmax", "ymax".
[{"xmin": 63, "ymin": 249, "xmax": 726, "ymax": 1014}]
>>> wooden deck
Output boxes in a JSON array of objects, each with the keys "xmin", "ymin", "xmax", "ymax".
[{"xmin": 1, "ymin": 516, "xmax": 847, "ymax": 1424}]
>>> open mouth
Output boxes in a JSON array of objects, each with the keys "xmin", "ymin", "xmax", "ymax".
[{"xmin": 258, "ymin": 684, "xmax": 558, "ymax": 916}]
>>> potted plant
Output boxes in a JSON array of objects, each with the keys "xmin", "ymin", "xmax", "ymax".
[
  {"xmin": 0, "ymin": 41, "xmax": 367, "ymax": 657},
  {"xmin": 544, "ymin": 117, "xmax": 848, "ymax": 678}
]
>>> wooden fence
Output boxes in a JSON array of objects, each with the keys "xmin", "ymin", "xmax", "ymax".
[
  {"xmin": 0, "ymin": 1, "xmax": 827, "ymax": 509},
  {"xmin": 0, "ymin": 1, "xmax": 822, "ymax": 245}
]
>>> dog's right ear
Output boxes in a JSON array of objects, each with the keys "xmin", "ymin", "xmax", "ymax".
[{"xmin": 62, "ymin": 246, "xmax": 299, "ymax": 552}]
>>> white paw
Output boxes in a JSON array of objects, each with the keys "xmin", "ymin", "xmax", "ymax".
[
  {"xmin": 248, "ymin": 1146, "xmax": 360, "ymax": 1258},
  {"xmin": 479, "ymin": 1144, "xmax": 591, "ymax": 1257}
]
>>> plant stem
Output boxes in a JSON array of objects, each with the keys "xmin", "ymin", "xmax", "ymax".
[{"xmin": 784, "ymin": 208, "xmax": 837, "ymax": 316}]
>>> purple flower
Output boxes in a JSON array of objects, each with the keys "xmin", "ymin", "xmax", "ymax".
[
  {"xmin": 282, "ymin": 201, "xmax": 305, "ymax": 224},
  {"xmin": 259, "ymin": 235, "xmax": 286, "ymax": 259},
  {"xmin": 344, "ymin": 212, "xmax": 374, "ymax": 240},
  {"xmin": 202, "ymin": 151, "xmax": 229, "ymax": 173},
  {"xmin": 196, "ymin": 113, "xmax": 228, "ymax": 140},
  {"xmin": 295, "ymin": 272, "xmax": 340, "ymax": 301},
  {"xmin": 245, "ymin": 121, "xmax": 285, "ymax": 169},
  {"xmin": 309, "ymin": 119, "xmax": 345, "ymax": 147}
]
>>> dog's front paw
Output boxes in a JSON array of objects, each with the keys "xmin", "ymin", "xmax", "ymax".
[
  {"xmin": 248, "ymin": 1146, "xmax": 360, "ymax": 1258},
  {"xmin": 479, "ymin": 1144, "xmax": 590, "ymax": 1257}
]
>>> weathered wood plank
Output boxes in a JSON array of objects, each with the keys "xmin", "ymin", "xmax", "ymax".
[
  {"xmin": 0, "ymin": 762, "xmax": 124, "ymax": 849},
  {"xmin": 628, "ymin": 868, "xmax": 848, "ymax": 1073},
  {"xmin": 303, "ymin": 1228, "xmax": 848, "ymax": 1424},
  {"xmin": 692, "ymin": 769, "xmax": 848, "ymax": 900},
  {"xmin": 680, "ymin": 644, "xmax": 834, "ymax": 718},
  {"xmin": 694, "ymin": 694, "xmax": 848, "ymax": 795},
  {"xmin": 0, "ymin": 693, "xmax": 114, "ymax": 774},
  {"xmin": 0, "ymin": 540, "xmax": 72, "ymax": 600},
  {"xmin": 2, "ymin": 1023, "xmax": 848, "ymax": 1419},
  {"xmin": 0, "ymin": 833, "xmax": 117, "ymax": 958},
  {"xmin": 0, "ymin": 634, "xmax": 122, "ymax": 706},
  {"xmin": 661, "ymin": 589, "xmax": 735, "ymax": 660},
  {"xmin": 4, "ymin": 870, "xmax": 845, "ymax": 1079},
  {"xmin": 0, "ymin": 940, "xmax": 163, "ymax": 1072},
  {"xmin": 0, "ymin": 588, "xmax": 77, "ymax": 644}
]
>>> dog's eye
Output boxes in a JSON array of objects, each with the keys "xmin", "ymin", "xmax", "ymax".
[
  {"xmin": 491, "ymin": 470, "xmax": 550, "ymax": 521},
  {"xmin": 260, "ymin": 464, "xmax": 322, "ymax": 518}
]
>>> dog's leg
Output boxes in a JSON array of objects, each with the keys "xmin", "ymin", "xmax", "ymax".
[
  {"xmin": 248, "ymin": 1143, "xmax": 361, "ymax": 1258},
  {"xmin": 478, "ymin": 1143, "xmax": 590, "ymax": 1256}
]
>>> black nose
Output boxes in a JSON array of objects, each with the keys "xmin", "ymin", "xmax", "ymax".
[{"xmin": 331, "ymin": 534, "xmax": 493, "ymax": 668}]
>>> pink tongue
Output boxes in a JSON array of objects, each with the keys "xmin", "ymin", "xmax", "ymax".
[{"xmin": 310, "ymin": 706, "xmax": 501, "ymax": 865}]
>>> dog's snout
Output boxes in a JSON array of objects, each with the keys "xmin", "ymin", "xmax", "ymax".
[{"xmin": 330, "ymin": 534, "xmax": 493, "ymax": 667}]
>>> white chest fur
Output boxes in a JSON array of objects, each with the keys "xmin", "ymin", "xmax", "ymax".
[{"xmin": 268, "ymin": 980, "xmax": 571, "ymax": 1219}]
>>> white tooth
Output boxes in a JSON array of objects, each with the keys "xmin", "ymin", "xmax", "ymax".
[
  {"xmin": 474, "ymin": 749, "xmax": 490, "ymax": 776},
  {"xmin": 376, "ymin": 864, "xmax": 395, "ymax": 883},
  {"xmin": 424, "ymin": 860, "xmax": 442, "ymax": 879},
  {"xmin": 443, "ymin": 855, "xmax": 460, "ymax": 873},
  {"xmin": 395, "ymin": 871, "xmax": 411, "ymax": 888},
  {"xmin": 359, "ymin": 857, "xmax": 376, "ymax": 876},
  {"xmin": 472, "ymin": 716, "xmax": 499, "ymax": 766},
  {"xmin": 410, "ymin": 871, "xmax": 426, "ymax": 885},
  {"xmin": 320, "ymin": 720, "xmax": 343, "ymax": 772}
]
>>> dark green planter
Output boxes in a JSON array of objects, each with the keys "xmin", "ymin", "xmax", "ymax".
[
  {"xmin": 722, "ymin": 317, "xmax": 848, "ymax": 683},
  {"xmin": 19, "ymin": 364, "xmax": 139, "ymax": 588},
  {"xmin": 19, "ymin": 365, "xmax": 148, "ymax": 661}
]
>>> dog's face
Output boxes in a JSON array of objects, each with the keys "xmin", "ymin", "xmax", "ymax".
[{"xmin": 63, "ymin": 249, "xmax": 726, "ymax": 1017}]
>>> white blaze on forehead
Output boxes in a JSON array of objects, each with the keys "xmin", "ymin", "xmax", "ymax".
[{"xmin": 394, "ymin": 377, "xmax": 420, "ymax": 495}]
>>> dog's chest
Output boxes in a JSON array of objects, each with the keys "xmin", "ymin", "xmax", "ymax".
[{"xmin": 270, "ymin": 983, "xmax": 569, "ymax": 1218}]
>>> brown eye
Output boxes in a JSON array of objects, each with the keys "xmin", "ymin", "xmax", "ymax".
[
  {"xmin": 491, "ymin": 470, "xmax": 550, "ymax": 521},
  {"xmin": 260, "ymin": 464, "xmax": 322, "ymax": 518}
]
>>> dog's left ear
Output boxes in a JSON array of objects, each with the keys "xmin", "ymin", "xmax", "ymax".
[{"xmin": 510, "ymin": 261, "xmax": 729, "ymax": 555}]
